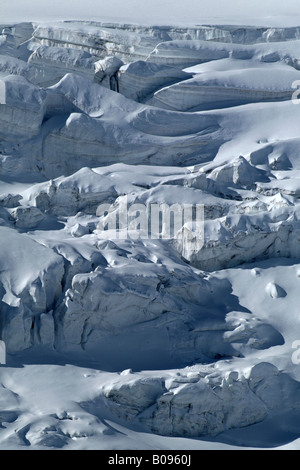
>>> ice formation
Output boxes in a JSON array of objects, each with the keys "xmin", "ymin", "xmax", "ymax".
[{"xmin": 1, "ymin": 13, "xmax": 300, "ymax": 450}]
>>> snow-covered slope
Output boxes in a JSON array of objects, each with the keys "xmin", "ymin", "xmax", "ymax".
[{"xmin": 1, "ymin": 7, "xmax": 300, "ymax": 450}]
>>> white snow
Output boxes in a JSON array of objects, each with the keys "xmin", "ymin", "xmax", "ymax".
[
  {"xmin": 148, "ymin": 61, "xmax": 300, "ymax": 111},
  {"xmin": 1, "ymin": 0, "xmax": 300, "ymax": 452},
  {"xmin": 1, "ymin": 0, "xmax": 300, "ymax": 27}
]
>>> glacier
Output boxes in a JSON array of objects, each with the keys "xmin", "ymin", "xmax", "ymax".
[{"xmin": 1, "ymin": 5, "xmax": 300, "ymax": 450}]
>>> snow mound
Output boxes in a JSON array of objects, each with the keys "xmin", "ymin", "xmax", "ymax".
[
  {"xmin": 0, "ymin": 226, "xmax": 64, "ymax": 352},
  {"xmin": 0, "ymin": 75, "xmax": 47, "ymax": 138}
]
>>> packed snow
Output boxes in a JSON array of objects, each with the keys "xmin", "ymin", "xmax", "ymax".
[{"xmin": 1, "ymin": 1, "xmax": 300, "ymax": 451}]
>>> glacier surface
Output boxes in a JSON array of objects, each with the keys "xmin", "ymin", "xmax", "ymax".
[{"xmin": 1, "ymin": 7, "xmax": 300, "ymax": 450}]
